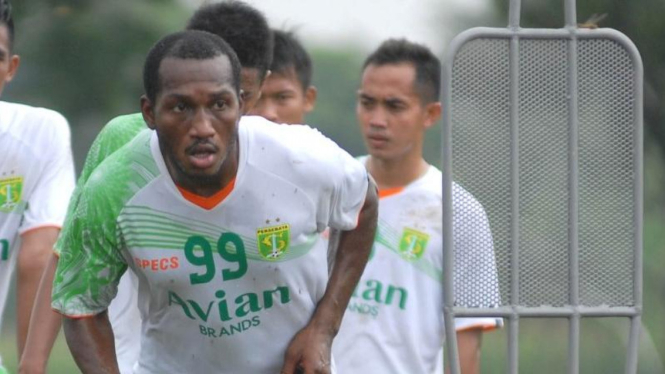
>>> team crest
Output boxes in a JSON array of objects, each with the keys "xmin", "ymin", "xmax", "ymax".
[
  {"xmin": 398, "ymin": 228, "xmax": 429, "ymax": 261},
  {"xmin": 0, "ymin": 177, "xmax": 23, "ymax": 213},
  {"xmin": 257, "ymin": 224, "xmax": 290, "ymax": 260}
]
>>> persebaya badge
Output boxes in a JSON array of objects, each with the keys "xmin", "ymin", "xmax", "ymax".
[
  {"xmin": 257, "ymin": 224, "xmax": 290, "ymax": 260},
  {"xmin": 399, "ymin": 228, "xmax": 429, "ymax": 261},
  {"xmin": 0, "ymin": 177, "xmax": 23, "ymax": 213}
]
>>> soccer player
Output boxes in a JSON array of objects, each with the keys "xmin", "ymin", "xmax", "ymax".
[
  {"xmin": 249, "ymin": 29, "xmax": 317, "ymax": 125},
  {"xmin": 332, "ymin": 39, "xmax": 501, "ymax": 374},
  {"xmin": 52, "ymin": 30, "xmax": 377, "ymax": 374},
  {"xmin": 0, "ymin": 1, "xmax": 75, "ymax": 373},
  {"xmin": 21, "ymin": 2, "xmax": 274, "ymax": 373}
]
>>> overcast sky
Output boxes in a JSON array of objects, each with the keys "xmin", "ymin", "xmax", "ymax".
[{"xmin": 184, "ymin": 0, "xmax": 492, "ymax": 53}]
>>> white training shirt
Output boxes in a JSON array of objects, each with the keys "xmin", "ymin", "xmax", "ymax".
[
  {"xmin": 0, "ymin": 101, "xmax": 75, "ymax": 366},
  {"xmin": 52, "ymin": 116, "xmax": 368, "ymax": 374},
  {"xmin": 333, "ymin": 160, "xmax": 502, "ymax": 374}
]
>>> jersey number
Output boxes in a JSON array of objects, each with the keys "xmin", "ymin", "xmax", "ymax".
[{"xmin": 184, "ymin": 234, "xmax": 247, "ymax": 285}]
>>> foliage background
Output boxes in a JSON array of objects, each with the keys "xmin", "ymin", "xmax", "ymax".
[{"xmin": 1, "ymin": 0, "xmax": 663, "ymax": 372}]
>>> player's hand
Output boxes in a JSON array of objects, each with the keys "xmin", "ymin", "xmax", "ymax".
[{"xmin": 280, "ymin": 324, "xmax": 334, "ymax": 374}]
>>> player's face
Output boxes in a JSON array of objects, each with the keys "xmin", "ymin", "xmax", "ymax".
[
  {"xmin": 248, "ymin": 69, "xmax": 316, "ymax": 124},
  {"xmin": 143, "ymin": 55, "xmax": 242, "ymax": 192},
  {"xmin": 357, "ymin": 63, "xmax": 440, "ymax": 162},
  {"xmin": 0, "ymin": 24, "xmax": 19, "ymax": 97},
  {"xmin": 240, "ymin": 67, "xmax": 264, "ymax": 114}
]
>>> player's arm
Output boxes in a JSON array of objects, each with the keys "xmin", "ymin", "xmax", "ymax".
[
  {"xmin": 15, "ymin": 228, "xmax": 60, "ymax": 359},
  {"xmin": 444, "ymin": 328, "xmax": 483, "ymax": 374},
  {"xmin": 63, "ymin": 311, "xmax": 119, "ymax": 373},
  {"xmin": 18, "ymin": 253, "xmax": 61, "ymax": 374},
  {"xmin": 15, "ymin": 112, "xmax": 75, "ymax": 372},
  {"xmin": 20, "ymin": 114, "xmax": 143, "ymax": 373},
  {"xmin": 281, "ymin": 180, "xmax": 378, "ymax": 374}
]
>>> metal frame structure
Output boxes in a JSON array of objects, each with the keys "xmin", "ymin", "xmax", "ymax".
[{"xmin": 441, "ymin": 0, "xmax": 643, "ymax": 373}]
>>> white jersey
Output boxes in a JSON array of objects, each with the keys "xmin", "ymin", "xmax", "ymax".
[
  {"xmin": 52, "ymin": 116, "xmax": 368, "ymax": 374},
  {"xmin": 0, "ymin": 101, "xmax": 75, "ymax": 365},
  {"xmin": 333, "ymin": 160, "xmax": 501, "ymax": 374}
]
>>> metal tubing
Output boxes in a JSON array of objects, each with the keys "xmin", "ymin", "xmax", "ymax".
[
  {"xmin": 509, "ymin": 0, "xmax": 521, "ymax": 29},
  {"xmin": 568, "ymin": 316, "xmax": 580, "ymax": 374},
  {"xmin": 452, "ymin": 306, "xmax": 641, "ymax": 317},
  {"xmin": 507, "ymin": 317, "xmax": 519, "ymax": 374},
  {"xmin": 564, "ymin": 0, "xmax": 577, "ymax": 28},
  {"xmin": 566, "ymin": 26, "xmax": 581, "ymax": 374},
  {"xmin": 509, "ymin": 32, "xmax": 521, "ymax": 374},
  {"xmin": 441, "ymin": 31, "xmax": 460, "ymax": 374},
  {"xmin": 625, "ymin": 316, "xmax": 642, "ymax": 374}
]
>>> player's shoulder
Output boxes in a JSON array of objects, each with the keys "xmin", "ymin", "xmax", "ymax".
[
  {"xmin": 241, "ymin": 115, "xmax": 334, "ymax": 150},
  {"xmin": 451, "ymin": 179, "xmax": 488, "ymax": 218},
  {"xmin": 84, "ymin": 129, "xmax": 156, "ymax": 194},
  {"xmin": 97, "ymin": 112, "xmax": 147, "ymax": 144},
  {"xmin": 241, "ymin": 116, "xmax": 356, "ymax": 176},
  {"xmin": 0, "ymin": 100, "xmax": 69, "ymax": 136}
]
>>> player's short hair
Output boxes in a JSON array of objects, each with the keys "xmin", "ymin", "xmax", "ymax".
[
  {"xmin": 143, "ymin": 30, "xmax": 242, "ymax": 103},
  {"xmin": 0, "ymin": 0, "xmax": 14, "ymax": 50},
  {"xmin": 270, "ymin": 30, "xmax": 313, "ymax": 90},
  {"xmin": 186, "ymin": 1, "xmax": 273, "ymax": 80},
  {"xmin": 363, "ymin": 39, "xmax": 441, "ymax": 104}
]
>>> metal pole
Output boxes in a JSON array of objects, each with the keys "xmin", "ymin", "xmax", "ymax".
[
  {"xmin": 508, "ymin": 31, "xmax": 521, "ymax": 374},
  {"xmin": 442, "ymin": 42, "xmax": 461, "ymax": 374},
  {"xmin": 564, "ymin": 0, "xmax": 577, "ymax": 28},
  {"xmin": 508, "ymin": 0, "xmax": 521, "ymax": 29},
  {"xmin": 628, "ymin": 36, "xmax": 645, "ymax": 374},
  {"xmin": 566, "ymin": 22, "xmax": 581, "ymax": 374},
  {"xmin": 625, "ymin": 316, "xmax": 642, "ymax": 374}
]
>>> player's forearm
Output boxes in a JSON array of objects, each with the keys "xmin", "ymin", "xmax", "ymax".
[
  {"xmin": 449, "ymin": 329, "xmax": 482, "ymax": 374},
  {"xmin": 63, "ymin": 312, "xmax": 120, "ymax": 374},
  {"xmin": 19, "ymin": 254, "xmax": 62, "ymax": 374},
  {"xmin": 312, "ymin": 182, "xmax": 378, "ymax": 335},
  {"xmin": 16, "ymin": 228, "xmax": 59, "ymax": 357}
]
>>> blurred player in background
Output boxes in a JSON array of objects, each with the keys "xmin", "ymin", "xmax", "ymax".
[
  {"xmin": 52, "ymin": 30, "xmax": 377, "ymax": 374},
  {"xmin": 249, "ymin": 29, "xmax": 317, "ymax": 125},
  {"xmin": 21, "ymin": 2, "xmax": 273, "ymax": 373},
  {"xmin": 332, "ymin": 39, "xmax": 502, "ymax": 374},
  {"xmin": 0, "ymin": 1, "xmax": 75, "ymax": 373}
]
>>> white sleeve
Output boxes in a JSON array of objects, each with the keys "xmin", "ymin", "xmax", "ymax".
[
  {"xmin": 453, "ymin": 187, "xmax": 502, "ymax": 308},
  {"xmin": 320, "ymin": 149, "xmax": 368, "ymax": 232},
  {"xmin": 19, "ymin": 112, "xmax": 76, "ymax": 234}
]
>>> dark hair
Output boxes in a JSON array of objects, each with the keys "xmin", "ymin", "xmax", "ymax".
[
  {"xmin": 0, "ymin": 0, "xmax": 14, "ymax": 50},
  {"xmin": 187, "ymin": 1, "xmax": 273, "ymax": 80},
  {"xmin": 363, "ymin": 39, "xmax": 441, "ymax": 104},
  {"xmin": 143, "ymin": 30, "xmax": 242, "ymax": 103},
  {"xmin": 270, "ymin": 30, "xmax": 312, "ymax": 90}
]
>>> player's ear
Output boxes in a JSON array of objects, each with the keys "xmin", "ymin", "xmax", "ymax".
[
  {"xmin": 303, "ymin": 86, "xmax": 317, "ymax": 113},
  {"xmin": 422, "ymin": 101, "xmax": 442, "ymax": 130},
  {"xmin": 140, "ymin": 95, "xmax": 156, "ymax": 130},
  {"xmin": 3, "ymin": 54, "xmax": 19, "ymax": 83}
]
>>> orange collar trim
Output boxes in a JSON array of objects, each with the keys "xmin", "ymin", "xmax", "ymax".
[
  {"xmin": 378, "ymin": 186, "xmax": 405, "ymax": 199},
  {"xmin": 177, "ymin": 178, "xmax": 236, "ymax": 210}
]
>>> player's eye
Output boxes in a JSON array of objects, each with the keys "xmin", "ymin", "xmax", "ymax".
[
  {"xmin": 360, "ymin": 98, "xmax": 375, "ymax": 109},
  {"xmin": 277, "ymin": 93, "xmax": 292, "ymax": 102},
  {"xmin": 173, "ymin": 102, "xmax": 187, "ymax": 113},
  {"xmin": 212, "ymin": 100, "xmax": 227, "ymax": 111}
]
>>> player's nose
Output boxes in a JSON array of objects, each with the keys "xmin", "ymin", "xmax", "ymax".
[{"xmin": 190, "ymin": 108, "xmax": 216, "ymax": 138}]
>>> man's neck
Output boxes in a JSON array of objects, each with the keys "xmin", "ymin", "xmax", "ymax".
[{"xmin": 366, "ymin": 154, "xmax": 429, "ymax": 190}]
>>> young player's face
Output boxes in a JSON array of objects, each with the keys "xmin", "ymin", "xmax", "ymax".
[
  {"xmin": 0, "ymin": 24, "xmax": 19, "ymax": 97},
  {"xmin": 357, "ymin": 63, "xmax": 439, "ymax": 162},
  {"xmin": 144, "ymin": 55, "xmax": 242, "ymax": 190},
  {"xmin": 248, "ymin": 69, "xmax": 316, "ymax": 124},
  {"xmin": 240, "ymin": 67, "xmax": 264, "ymax": 114}
]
